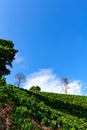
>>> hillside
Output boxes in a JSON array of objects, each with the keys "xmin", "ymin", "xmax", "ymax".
[{"xmin": 0, "ymin": 84, "xmax": 87, "ymax": 130}]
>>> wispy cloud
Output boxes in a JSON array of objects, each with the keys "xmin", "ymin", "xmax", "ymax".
[
  {"xmin": 14, "ymin": 54, "xmax": 24, "ymax": 64},
  {"xmin": 23, "ymin": 68, "xmax": 84, "ymax": 95}
]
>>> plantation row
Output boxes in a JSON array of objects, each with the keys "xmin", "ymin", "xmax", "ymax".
[
  {"xmin": 0, "ymin": 85, "xmax": 87, "ymax": 129},
  {"xmin": 37, "ymin": 91, "xmax": 87, "ymax": 119}
]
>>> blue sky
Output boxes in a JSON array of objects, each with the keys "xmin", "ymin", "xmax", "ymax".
[{"xmin": 0, "ymin": 0, "xmax": 87, "ymax": 95}]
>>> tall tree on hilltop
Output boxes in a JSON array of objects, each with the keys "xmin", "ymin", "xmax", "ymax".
[
  {"xmin": 15, "ymin": 72, "xmax": 26, "ymax": 87},
  {"xmin": 0, "ymin": 39, "xmax": 18, "ymax": 78},
  {"xmin": 62, "ymin": 78, "xmax": 69, "ymax": 94}
]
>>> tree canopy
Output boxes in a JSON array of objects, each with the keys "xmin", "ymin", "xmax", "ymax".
[{"xmin": 0, "ymin": 39, "xmax": 18, "ymax": 78}]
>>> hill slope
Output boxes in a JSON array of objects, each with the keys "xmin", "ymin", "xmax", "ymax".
[{"xmin": 0, "ymin": 84, "xmax": 87, "ymax": 130}]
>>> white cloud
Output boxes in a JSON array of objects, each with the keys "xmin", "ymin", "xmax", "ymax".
[
  {"xmin": 14, "ymin": 54, "xmax": 24, "ymax": 64},
  {"xmin": 23, "ymin": 68, "xmax": 83, "ymax": 95},
  {"xmin": 67, "ymin": 80, "xmax": 82, "ymax": 95}
]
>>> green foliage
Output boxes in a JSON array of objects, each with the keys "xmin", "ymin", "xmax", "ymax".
[
  {"xmin": 30, "ymin": 86, "xmax": 41, "ymax": 91},
  {"xmin": 0, "ymin": 84, "xmax": 87, "ymax": 129},
  {"xmin": 0, "ymin": 39, "xmax": 18, "ymax": 78},
  {"xmin": 0, "ymin": 77, "xmax": 6, "ymax": 86},
  {"xmin": 39, "ymin": 92, "xmax": 87, "ymax": 119}
]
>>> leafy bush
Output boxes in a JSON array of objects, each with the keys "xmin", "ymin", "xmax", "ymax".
[
  {"xmin": 0, "ymin": 77, "xmax": 6, "ymax": 86},
  {"xmin": 29, "ymin": 86, "xmax": 41, "ymax": 91}
]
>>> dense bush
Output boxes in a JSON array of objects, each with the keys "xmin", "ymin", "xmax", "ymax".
[{"xmin": 29, "ymin": 86, "xmax": 41, "ymax": 91}]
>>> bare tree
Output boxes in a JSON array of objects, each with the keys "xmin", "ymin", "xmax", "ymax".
[
  {"xmin": 62, "ymin": 78, "xmax": 69, "ymax": 94},
  {"xmin": 15, "ymin": 72, "xmax": 26, "ymax": 87}
]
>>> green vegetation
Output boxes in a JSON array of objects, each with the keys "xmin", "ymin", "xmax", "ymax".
[
  {"xmin": 0, "ymin": 39, "xmax": 18, "ymax": 78},
  {"xmin": 30, "ymin": 86, "xmax": 41, "ymax": 92},
  {"xmin": 0, "ymin": 83, "xmax": 87, "ymax": 130}
]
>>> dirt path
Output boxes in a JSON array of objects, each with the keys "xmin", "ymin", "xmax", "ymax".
[{"xmin": 0, "ymin": 104, "xmax": 13, "ymax": 130}]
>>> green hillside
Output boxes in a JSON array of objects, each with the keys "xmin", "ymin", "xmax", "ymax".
[{"xmin": 0, "ymin": 84, "xmax": 87, "ymax": 130}]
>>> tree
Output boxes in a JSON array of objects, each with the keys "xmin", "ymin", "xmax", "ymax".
[
  {"xmin": 0, "ymin": 77, "xmax": 6, "ymax": 86},
  {"xmin": 15, "ymin": 72, "xmax": 26, "ymax": 87},
  {"xmin": 0, "ymin": 39, "xmax": 18, "ymax": 78},
  {"xmin": 62, "ymin": 78, "xmax": 69, "ymax": 94},
  {"xmin": 29, "ymin": 86, "xmax": 41, "ymax": 91}
]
